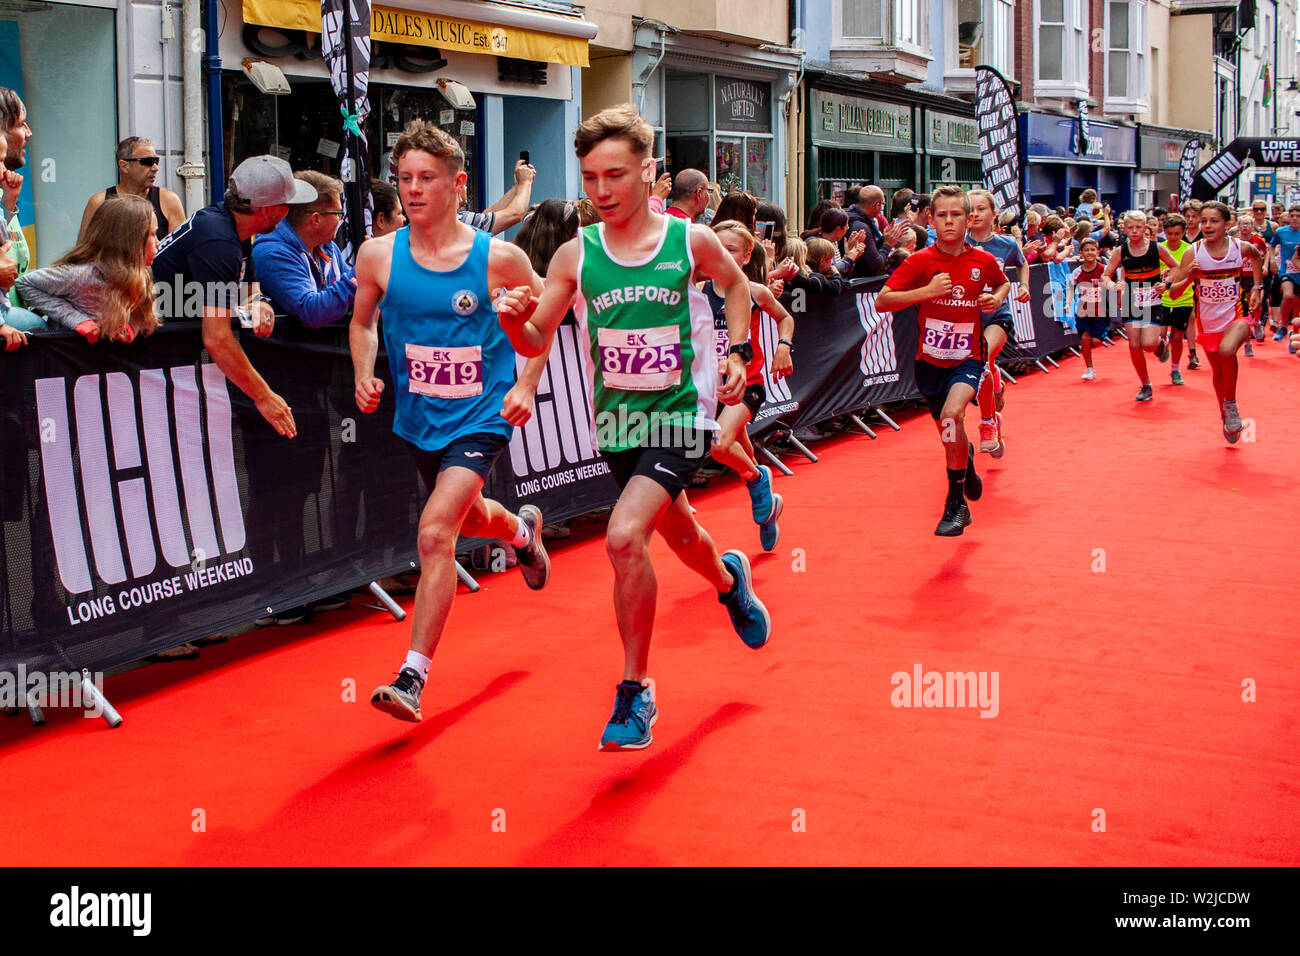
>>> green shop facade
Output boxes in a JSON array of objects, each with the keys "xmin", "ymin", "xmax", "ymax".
[{"xmin": 804, "ymin": 77, "xmax": 982, "ymax": 213}]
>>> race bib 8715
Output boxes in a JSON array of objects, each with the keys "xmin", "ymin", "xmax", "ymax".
[
  {"xmin": 405, "ymin": 344, "xmax": 483, "ymax": 399},
  {"xmin": 598, "ymin": 325, "xmax": 683, "ymax": 391},
  {"xmin": 921, "ymin": 318, "xmax": 976, "ymax": 362}
]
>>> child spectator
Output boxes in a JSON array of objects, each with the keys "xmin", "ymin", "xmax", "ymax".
[
  {"xmin": 786, "ymin": 237, "xmax": 847, "ymax": 295},
  {"xmin": 17, "ymin": 194, "xmax": 160, "ymax": 343}
]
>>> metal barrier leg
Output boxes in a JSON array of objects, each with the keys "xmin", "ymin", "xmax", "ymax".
[
  {"xmin": 81, "ymin": 669, "xmax": 123, "ymax": 728},
  {"xmin": 26, "ymin": 686, "xmax": 44, "ymax": 727},
  {"xmin": 997, "ymin": 365, "xmax": 1018, "ymax": 385},
  {"xmin": 367, "ymin": 581, "xmax": 407, "ymax": 621},
  {"xmin": 1044, "ymin": 354, "xmax": 1061, "ymax": 368},
  {"xmin": 455, "ymin": 561, "xmax": 481, "ymax": 593},
  {"xmin": 1035, "ymin": 360, "xmax": 1052, "ymax": 373},
  {"xmin": 782, "ymin": 432, "xmax": 819, "ymax": 463},
  {"xmin": 847, "ymin": 413, "xmax": 877, "ymax": 439},
  {"xmin": 756, "ymin": 444, "xmax": 795, "ymax": 476},
  {"xmin": 871, "ymin": 406, "xmax": 902, "ymax": 431},
  {"xmin": 1068, "ymin": 346, "xmax": 1082, "ymax": 357},
  {"xmin": 1115, "ymin": 326, "xmax": 1129, "ymax": 340}
]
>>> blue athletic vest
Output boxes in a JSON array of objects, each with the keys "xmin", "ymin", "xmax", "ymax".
[{"xmin": 379, "ymin": 226, "xmax": 514, "ymax": 450}]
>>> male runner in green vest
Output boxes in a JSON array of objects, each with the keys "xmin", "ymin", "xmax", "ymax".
[{"xmin": 497, "ymin": 105, "xmax": 771, "ymax": 751}]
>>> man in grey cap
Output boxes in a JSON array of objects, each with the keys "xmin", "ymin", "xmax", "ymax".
[{"xmin": 152, "ymin": 154, "xmax": 317, "ymax": 437}]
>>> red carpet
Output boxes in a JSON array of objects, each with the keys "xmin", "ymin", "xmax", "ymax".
[{"xmin": 2, "ymin": 341, "xmax": 1297, "ymax": 865}]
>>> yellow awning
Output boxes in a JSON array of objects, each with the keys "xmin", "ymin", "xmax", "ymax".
[{"xmin": 242, "ymin": 0, "xmax": 590, "ymax": 67}]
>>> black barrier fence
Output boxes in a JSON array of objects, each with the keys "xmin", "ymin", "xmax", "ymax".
[
  {"xmin": 0, "ymin": 323, "xmax": 424, "ymax": 676},
  {"xmin": 1, "ymin": 266, "xmax": 1078, "ymax": 677}
]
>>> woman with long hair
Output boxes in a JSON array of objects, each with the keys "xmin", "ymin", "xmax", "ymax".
[
  {"xmin": 513, "ymin": 198, "xmax": 579, "ymax": 277},
  {"xmin": 713, "ymin": 192, "xmax": 758, "ymax": 232},
  {"xmin": 802, "ymin": 199, "xmax": 838, "ymax": 238},
  {"xmin": 18, "ymin": 195, "xmax": 160, "ymax": 342}
]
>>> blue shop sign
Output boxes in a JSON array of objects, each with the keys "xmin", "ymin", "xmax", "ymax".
[{"xmin": 1025, "ymin": 112, "xmax": 1136, "ymax": 165}]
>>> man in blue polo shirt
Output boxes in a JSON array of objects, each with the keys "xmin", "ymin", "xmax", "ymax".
[{"xmin": 152, "ymin": 154, "xmax": 316, "ymax": 436}]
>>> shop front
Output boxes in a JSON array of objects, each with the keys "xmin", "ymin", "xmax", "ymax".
[
  {"xmin": 806, "ymin": 87, "xmax": 918, "ymax": 210},
  {"xmin": 223, "ymin": 0, "xmax": 594, "ymax": 214},
  {"xmin": 1136, "ymin": 125, "xmax": 1208, "ymax": 210},
  {"xmin": 923, "ymin": 109, "xmax": 982, "ymax": 192},
  {"xmin": 635, "ymin": 29, "xmax": 798, "ymax": 206},
  {"xmin": 1023, "ymin": 111, "xmax": 1137, "ymax": 212},
  {"xmin": 0, "ymin": 0, "xmax": 119, "ymax": 266}
]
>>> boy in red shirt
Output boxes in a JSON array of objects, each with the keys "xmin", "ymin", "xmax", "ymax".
[
  {"xmin": 875, "ymin": 185, "xmax": 1010, "ymax": 536},
  {"xmin": 1069, "ymin": 238, "xmax": 1108, "ymax": 379}
]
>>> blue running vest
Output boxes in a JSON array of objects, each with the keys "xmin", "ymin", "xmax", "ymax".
[{"xmin": 379, "ymin": 226, "xmax": 515, "ymax": 450}]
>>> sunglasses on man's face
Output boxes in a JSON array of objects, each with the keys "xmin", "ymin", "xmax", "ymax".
[{"xmin": 124, "ymin": 157, "xmax": 161, "ymax": 167}]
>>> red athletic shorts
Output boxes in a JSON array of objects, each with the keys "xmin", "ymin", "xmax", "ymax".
[{"xmin": 1195, "ymin": 319, "xmax": 1250, "ymax": 352}]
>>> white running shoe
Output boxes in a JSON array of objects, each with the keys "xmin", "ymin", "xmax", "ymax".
[{"xmin": 1081, "ymin": 367, "xmax": 1096, "ymax": 381}]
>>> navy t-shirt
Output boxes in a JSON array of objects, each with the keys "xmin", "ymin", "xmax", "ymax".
[
  {"xmin": 151, "ymin": 202, "xmax": 255, "ymax": 316},
  {"xmin": 967, "ymin": 232, "xmax": 1023, "ymax": 321}
]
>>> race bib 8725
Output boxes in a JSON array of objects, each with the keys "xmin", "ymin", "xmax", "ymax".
[
  {"xmin": 921, "ymin": 318, "xmax": 976, "ymax": 362},
  {"xmin": 597, "ymin": 325, "xmax": 683, "ymax": 391},
  {"xmin": 405, "ymin": 344, "xmax": 483, "ymax": 399}
]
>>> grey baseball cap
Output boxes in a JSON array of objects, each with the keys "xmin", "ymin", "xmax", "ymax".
[{"xmin": 228, "ymin": 155, "xmax": 317, "ymax": 207}]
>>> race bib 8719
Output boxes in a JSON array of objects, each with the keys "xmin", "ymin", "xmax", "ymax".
[
  {"xmin": 405, "ymin": 344, "xmax": 483, "ymax": 399},
  {"xmin": 597, "ymin": 325, "xmax": 683, "ymax": 391}
]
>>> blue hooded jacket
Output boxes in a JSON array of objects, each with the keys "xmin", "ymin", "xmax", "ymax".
[{"xmin": 251, "ymin": 218, "xmax": 356, "ymax": 328}]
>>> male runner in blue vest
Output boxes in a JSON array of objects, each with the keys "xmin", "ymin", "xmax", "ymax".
[{"xmin": 350, "ymin": 122, "xmax": 550, "ymax": 723}]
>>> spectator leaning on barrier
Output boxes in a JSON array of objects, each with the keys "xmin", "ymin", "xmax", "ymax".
[
  {"xmin": 369, "ymin": 180, "xmax": 406, "ymax": 238},
  {"xmin": 17, "ymin": 194, "xmax": 161, "ymax": 343},
  {"xmin": 0, "ymin": 85, "xmax": 43, "ymax": 342},
  {"xmin": 151, "ymin": 153, "xmax": 316, "ymax": 438},
  {"xmin": 248, "ymin": 170, "xmax": 358, "ymax": 626},
  {"xmin": 458, "ymin": 158, "xmax": 535, "ymax": 234},
  {"xmin": 787, "ymin": 236, "xmax": 847, "ymax": 295},
  {"xmin": 252, "ymin": 171, "xmax": 356, "ymax": 329},
  {"xmin": 78, "ymin": 137, "xmax": 186, "ymax": 244}
]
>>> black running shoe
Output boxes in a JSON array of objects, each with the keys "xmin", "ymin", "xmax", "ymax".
[
  {"xmin": 935, "ymin": 498, "xmax": 972, "ymax": 536},
  {"xmin": 371, "ymin": 668, "xmax": 425, "ymax": 722},
  {"xmin": 513, "ymin": 505, "xmax": 550, "ymax": 590},
  {"xmin": 1187, "ymin": 352, "xmax": 1201, "ymax": 370}
]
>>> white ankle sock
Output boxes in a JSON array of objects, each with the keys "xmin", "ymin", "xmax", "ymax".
[
  {"xmin": 403, "ymin": 650, "xmax": 432, "ymax": 682},
  {"xmin": 510, "ymin": 517, "xmax": 531, "ymax": 547}
]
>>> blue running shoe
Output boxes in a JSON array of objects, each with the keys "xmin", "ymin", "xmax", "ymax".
[
  {"xmin": 758, "ymin": 493, "xmax": 783, "ymax": 551},
  {"xmin": 599, "ymin": 679, "xmax": 657, "ymax": 751},
  {"xmin": 1275, "ymin": 327, "xmax": 1288, "ymax": 342},
  {"xmin": 746, "ymin": 465, "xmax": 774, "ymax": 523},
  {"xmin": 718, "ymin": 550, "xmax": 771, "ymax": 649}
]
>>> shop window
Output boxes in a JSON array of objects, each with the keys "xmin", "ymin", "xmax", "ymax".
[
  {"xmin": 664, "ymin": 71, "xmax": 774, "ymax": 201},
  {"xmin": 0, "ymin": 0, "xmax": 117, "ymax": 267},
  {"xmin": 223, "ymin": 75, "xmax": 481, "ymax": 212}
]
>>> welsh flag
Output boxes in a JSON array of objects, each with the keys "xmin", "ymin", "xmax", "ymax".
[{"xmin": 1263, "ymin": 64, "xmax": 1273, "ymax": 107}]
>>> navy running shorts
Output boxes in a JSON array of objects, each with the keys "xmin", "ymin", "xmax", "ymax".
[{"xmin": 914, "ymin": 358, "xmax": 986, "ymax": 420}]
